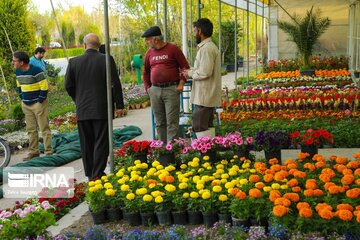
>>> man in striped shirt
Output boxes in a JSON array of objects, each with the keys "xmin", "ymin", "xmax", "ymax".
[{"xmin": 13, "ymin": 51, "xmax": 53, "ymax": 161}]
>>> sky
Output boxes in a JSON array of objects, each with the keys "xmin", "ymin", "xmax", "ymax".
[{"xmin": 31, "ymin": 0, "xmax": 101, "ymax": 14}]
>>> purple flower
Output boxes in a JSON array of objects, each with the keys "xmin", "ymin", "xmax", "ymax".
[
  {"xmin": 1, "ymin": 211, "xmax": 12, "ymax": 218},
  {"xmin": 41, "ymin": 200, "xmax": 51, "ymax": 210}
]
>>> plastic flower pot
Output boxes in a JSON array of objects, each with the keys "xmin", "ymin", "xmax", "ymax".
[
  {"xmin": 202, "ymin": 211, "xmax": 218, "ymax": 228},
  {"xmin": 218, "ymin": 212, "xmax": 232, "ymax": 224},
  {"xmin": 140, "ymin": 212, "xmax": 157, "ymax": 226},
  {"xmin": 187, "ymin": 210, "xmax": 203, "ymax": 225},
  {"xmin": 106, "ymin": 207, "xmax": 122, "ymax": 222},
  {"xmin": 231, "ymin": 216, "xmax": 250, "ymax": 228},
  {"xmin": 300, "ymin": 145, "xmax": 318, "ymax": 159},
  {"xmin": 131, "ymin": 153, "xmax": 147, "ymax": 163},
  {"xmin": 90, "ymin": 209, "xmax": 107, "ymax": 224},
  {"xmin": 172, "ymin": 210, "xmax": 188, "ymax": 225},
  {"xmin": 264, "ymin": 149, "xmax": 282, "ymax": 166},
  {"xmin": 156, "ymin": 211, "xmax": 172, "ymax": 226},
  {"xmin": 159, "ymin": 152, "xmax": 175, "ymax": 166},
  {"xmin": 201, "ymin": 150, "xmax": 217, "ymax": 165},
  {"xmin": 123, "ymin": 211, "xmax": 141, "ymax": 226},
  {"xmin": 233, "ymin": 149, "xmax": 250, "ymax": 159}
]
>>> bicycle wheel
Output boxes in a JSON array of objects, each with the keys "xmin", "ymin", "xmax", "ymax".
[{"xmin": 0, "ymin": 138, "xmax": 11, "ymax": 168}]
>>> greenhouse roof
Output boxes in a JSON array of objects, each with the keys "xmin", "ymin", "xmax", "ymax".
[{"xmin": 221, "ymin": 0, "xmax": 269, "ymax": 16}]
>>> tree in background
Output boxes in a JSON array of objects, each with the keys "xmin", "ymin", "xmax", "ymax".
[
  {"xmin": 0, "ymin": 0, "xmax": 36, "ymax": 89},
  {"xmin": 60, "ymin": 21, "xmax": 75, "ymax": 47}
]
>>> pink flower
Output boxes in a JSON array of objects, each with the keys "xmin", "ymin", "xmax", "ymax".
[{"xmin": 166, "ymin": 144, "xmax": 172, "ymax": 151}]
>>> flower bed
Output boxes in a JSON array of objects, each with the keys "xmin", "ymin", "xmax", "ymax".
[{"xmin": 85, "ymin": 150, "xmax": 360, "ymax": 237}]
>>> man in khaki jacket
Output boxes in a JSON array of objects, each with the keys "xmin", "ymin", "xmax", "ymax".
[{"xmin": 183, "ymin": 18, "xmax": 222, "ymax": 138}]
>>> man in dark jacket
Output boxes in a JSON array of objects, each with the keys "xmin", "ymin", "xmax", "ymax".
[{"xmin": 65, "ymin": 33, "xmax": 124, "ymax": 180}]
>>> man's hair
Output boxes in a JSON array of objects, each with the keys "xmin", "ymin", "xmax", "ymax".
[
  {"xmin": 83, "ymin": 33, "xmax": 101, "ymax": 48},
  {"xmin": 35, "ymin": 47, "xmax": 46, "ymax": 54},
  {"xmin": 193, "ymin": 18, "xmax": 213, "ymax": 37},
  {"xmin": 13, "ymin": 51, "xmax": 30, "ymax": 64}
]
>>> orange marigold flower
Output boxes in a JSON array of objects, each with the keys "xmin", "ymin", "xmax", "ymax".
[
  {"xmin": 329, "ymin": 155, "xmax": 337, "ymax": 161},
  {"xmin": 284, "ymin": 159, "xmax": 296, "ymax": 165},
  {"xmin": 288, "ymin": 168, "xmax": 297, "ymax": 175},
  {"xmin": 298, "ymin": 152, "xmax": 309, "ymax": 160},
  {"xmin": 357, "ymin": 213, "xmax": 360, "ymax": 223},
  {"xmin": 284, "ymin": 193, "xmax": 300, "ymax": 202},
  {"xmin": 336, "ymin": 210, "xmax": 353, "ymax": 221},
  {"xmin": 328, "ymin": 185, "xmax": 341, "ymax": 194},
  {"xmin": 334, "ymin": 164, "xmax": 347, "ymax": 173},
  {"xmin": 235, "ymin": 191, "xmax": 246, "ymax": 200},
  {"xmin": 356, "ymin": 205, "xmax": 360, "ymax": 210},
  {"xmin": 315, "ymin": 203, "xmax": 333, "ymax": 212},
  {"xmin": 356, "ymin": 179, "xmax": 360, "ymax": 185},
  {"xmin": 337, "ymin": 204, "xmax": 354, "ymax": 211},
  {"xmin": 249, "ymin": 174, "xmax": 261, "ymax": 183},
  {"xmin": 336, "ymin": 157, "xmax": 348, "ymax": 164},
  {"xmin": 324, "ymin": 182, "xmax": 336, "ymax": 190},
  {"xmin": 249, "ymin": 188, "xmax": 262, "ymax": 198},
  {"xmin": 299, "ymin": 207, "xmax": 313, "ymax": 218},
  {"xmin": 305, "ymin": 179, "xmax": 317, "ymax": 190},
  {"xmin": 230, "ymin": 188, "xmax": 240, "ymax": 196},
  {"xmin": 346, "ymin": 188, "xmax": 360, "ymax": 199},
  {"xmin": 270, "ymin": 164, "xmax": 282, "ymax": 172},
  {"xmin": 263, "ymin": 174, "xmax": 274, "ymax": 183},
  {"xmin": 255, "ymin": 182, "xmax": 265, "ymax": 189},
  {"xmin": 268, "ymin": 158, "xmax": 279, "ymax": 165},
  {"xmin": 287, "ymin": 163, "xmax": 298, "ymax": 170},
  {"xmin": 347, "ymin": 161, "xmax": 360, "ymax": 169},
  {"xmin": 274, "ymin": 172, "xmax": 286, "ymax": 181},
  {"xmin": 315, "ymin": 161, "xmax": 325, "ymax": 168},
  {"xmin": 165, "ymin": 175, "xmax": 175, "ymax": 183},
  {"xmin": 297, "ymin": 202, "xmax": 310, "ymax": 210},
  {"xmin": 341, "ymin": 174, "xmax": 355, "ymax": 185},
  {"xmin": 293, "ymin": 170, "xmax": 306, "ymax": 178},
  {"xmin": 292, "ymin": 186, "xmax": 301, "ymax": 192},
  {"xmin": 287, "ymin": 178, "xmax": 298, "ymax": 187},
  {"xmin": 342, "ymin": 169, "xmax": 353, "ymax": 175},
  {"xmin": 273, "ymin": 205, "xmax": 289, "ymax": 217},
  {"xmin": 313, "ymin": 154, "xmax": 325, "ymax": 162},
  {"xmin": 313, "ymin": 189, "xmax": 324, "ymax": 197},
  {"xmin": 274, "ymin": 197, "xmax": 291, "ymax": 207},
  {"xmin": 354, "ymin": 169, "xmax": 360, "ymax": 176},
  {"xmin": 303, "ymin": 189, "xmax": 314, "ymax": 197},
  {"xmin": 354, "ymin": 152, "xmax": 360, "ymax": 159},
  {"xmin": 304, "ymin": 163, "xmax": 316, "ymax": 171},
  {"xmin": 319, "ymin": 174, "xmax": 332, "ymax": 183},
  {"xmin": 318, "ymin": 209, "xmax": 333, "ymax": 220},
  {"xmin": 147, "ymin": 179, "xmax": 158, "ymax": 186}
]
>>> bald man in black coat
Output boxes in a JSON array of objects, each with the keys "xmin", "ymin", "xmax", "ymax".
[{"xmin": 65, "ymin": 33, "xmax": 124, "ymax": 180}]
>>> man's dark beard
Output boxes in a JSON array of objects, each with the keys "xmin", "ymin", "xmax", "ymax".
[{"xmin": 195, "ymin": 36, "xmax": 201, "ymax": 44}]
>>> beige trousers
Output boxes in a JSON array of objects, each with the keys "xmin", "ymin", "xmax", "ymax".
[{"xmin": 22, "ymin": 99, "xmax": 52, "ymax": 154}]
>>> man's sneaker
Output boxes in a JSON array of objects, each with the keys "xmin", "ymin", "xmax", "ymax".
[
  {"xmin": 23, "ymin": 153, "xmax": 40, "ymax": 161},
  {"xmin": 44, "ymin": 150, "xmax": 54, "ymax": 156}
]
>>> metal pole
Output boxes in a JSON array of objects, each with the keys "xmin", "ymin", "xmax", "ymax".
[
  {"xmin": 242, "ymin": 9, "xmax": 245, "ymax": 80},
  {"xmin": 255, "ymin": 0, "xmax": 258, "ymax": 75},
  {"xmin": 182, "ymin": 0, "xmax": 188, "ymax": 57},
  {"xmin": 198, "ymin": 0, "xmax": 202, "ymax": 19},
  {"xmin": 163, "ymin": 0, "xmax": 167, "ymax": 41},
  {"xmin": 218, "ymin": 0, "xmax": 221, "ymax": 55},
  {"xmin": 234, "ymin": 1, "xmax": 238, "ymax": 88},
  {"xmin": 261, "ymin": 0, "xmax": 265, "ymax": 71},
  {"xmin": 190, "ymin": 0, "xmax": 193, "ymax": 65},
  {"xmin": 246, "ymin": 0, "xmax": 250, "ymax": 83},
  {"xmin": 103, "ymin": 0, "xmax": 114, "ymax": 173},
  {"xmin": 49, "ymin": 0, "xmax": 69, "ymax": 61}
]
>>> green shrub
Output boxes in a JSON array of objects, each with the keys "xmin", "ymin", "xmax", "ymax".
[
  {"xmin": 11, "ymin": 102, "xmax": 24, "ymax": 122},
  {"xmin": 47, "ymin": 90, "xmax": 75, "ymax": 118},
  {"xmin": 46, "ymin": 48, "xmax": 84, "ymax": 59}
]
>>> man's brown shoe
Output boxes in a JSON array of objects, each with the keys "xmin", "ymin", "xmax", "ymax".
[
  {"xmin": 45, "ymin": 151, "xmax": 53, "ymax": 156},
  {"xmin": 23, "ymin": 153, "xmax": 40, "ymax": 161}
]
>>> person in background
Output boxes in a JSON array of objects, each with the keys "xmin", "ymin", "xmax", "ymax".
[
  {"xmin": 30, "ymin": 47, "xmax": 47, "ymax": 71},
  {"xmin": 12, "ymin": 51, "xmax": 53, "ymax": 161},
  {"xmin": 142, "ymin": 26, "xmax": 189, "ymax": 144},
  {"xmin": 182, "ymin": 18, "xmax": 222, "ymax": 138},
  {"xmin": 65, "ymin": 33, "xmax": 124, "ymax": 180}
]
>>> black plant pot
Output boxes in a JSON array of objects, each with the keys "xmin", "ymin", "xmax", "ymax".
[
  {"xmin": 300, "ymin": 145, "xmax": 318, "ymax": 159},
  {"xmin": 131, "ymin": 153, "xmax": 147, "ymax": 163},
  {"xmin": 123, "ymin": 211, "xmax": 141, "ymax": 226},
  {"xmin": 249, "ymin": 217, "xmax": 268, "ymax": 228},
  {"xmin": 264, "ymin": 149, "xmax": 282, "ymax": 166},
  {"xmin": 300, "ymin": 69, "xmax": 315, "ymax": 76},
  {"xmin": 106, "ymin": 208, "xmax": 122, "ymax": 222},
  {"xmin": 233, "ymin": 149, "xmax": 250, "ymax": 159},
  {"xmin": 187, "ymin": 210, "xmax": 203, "ymax": 225},
  {"xmin": 156, "ymin": 211, "xmax": 172, "ymax": 226},
  {"xmin": 202, "ymin": 211, "xmax": 218, "ymax": 228},
  {"xmin": 231, "ymin": 216, "xmax": 250, "ymax": 228},
  {"xmin": 172, "ymin": 210, "xmax": 188, "ymax": 225},
  {"xmin": 201, "ymin": 151, "xmax": 217, "ymax": 165},
  {"xmin": 218, "ymin": 213, "xmax": 232, "ymax": 224},
  {"xmin": 90, "ymin": 210, "xmax": 107, "ymax": 224},
  {"xmin": 140, "ymin": 212, "xmax": 157, "ymax": 226}
]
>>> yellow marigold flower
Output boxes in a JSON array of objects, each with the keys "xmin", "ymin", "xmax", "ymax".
[
  {"xmin": 220, "ymin": 179, "xmax": 228, "ymax": 184},
  {"xmin": 193, "ymin": 176, "xmax": 201, "ymax": 183},
  {"xmin": 202, "ymin": 191, "xmax": 211, "ymax": 199},
  {"xmin": 101, "ymin": 176, "xmax": 107, "ymax": 181},
  {"xmin": 148, "ymin": 183, "xmax": 156, "ymax": 188},
  {"xmin": 155, "ymin": 195, "xmax": 163, "ymax": 203},
  {"xmin": 229, "ymin": 169, "xmax": 237, "ymax": 176},
  {"xmin": 180, "ymin": 164, "xmax": 187, "ymax": 169},
  {"xmin": 117, "ymin": 179, "xmax": 126, "ymax": 185},
  {"xmin": 280, "ymin": 185, "xmax": 288, "ymax": 190},
  {"xmin": 95, "ymin": 184, "xmax": 103, "ymax": 190},
  {"xmin": 216, "ymin": 164, "xmax": 224, "ymax": 169},
  {"xmin": 181, "ymin": 177, "xmax": 189, "ymax": 183},
  {"xmin": 225, "ymin": 182, "xmax": 234, "ymax": 189},
  {"xmin": 165, "ymin": 184, "xmax": 176, "ymax": 192},
  {"xmin": 143, "ymin": 194, "xmax": 153, "ymax": 202},
  {"xmin": 239, "ymin": 169, "xmax": 246, "ymax": 173},
  {"xmin": 219, "ymin": 194, "xmax": 228, "ymax": 201},
  {"xmin": 193, "ymin": 157, "xmax": 200, "ymax": 162},
  {"xmin": 221, "ymin": 173, "xmax": 229, "ymax": 179},
  {"xmin": 240, "ymin": 179, "xmax": 248, "ymax": 185},
  {"xmin": 263, "ymin": 186, "xmax": 272, "ymax": 192},
  {"xmin": 134, "ymin": 160, "xmax": 141, "ymax": 165},
  {"xmin": 203, "ymin": 162, "xmax": 211, "ymax": 168},
  {"xmin": 201, "ymin": 176, "xmax": 210, "ymax": 182},
  {"xmin": 179, "ymin": 182, "xmax": 188, "ymax": 189},
  {"xmin": 216, "ymin": 169, "xmax": 225, "ymax": 174},
  {"xmin": 232, "ymin": 165, "xmax": 240, "ymax": 171},
  {"xmin": 196, "ymin": 183, "xmax": 205, "ymax": 190},
  {"xmin": 116, "ymin": 171, "xmax": 124, "ymax": 177},
  {"xmin": 95, "ymin": 180, "xmax": 102, "ymax": 185},
  {"xmin": 130, "ymin": 175, "xmax": 139, "ymax": 181},
  {"xmin": 141, "ymin": 163, "xmax": 149, "ymax": 169},
  {"xmin": 190, "ymin": 191, "xmax": 199, "ymax": 198},
  {"xmin": 88, "ymin": 181, "xmax": 95, "ymax": 187},
  {"xmin": 242, "ymin": 163, "xmax": 250, "ymax": 169},
  {"xmin": 165, "ymin": 166, "xmax": 175, "ymax": 172},
  {"xmin": 136, "ymin": 187, "xmax": 147, "ymax": 195},
  {"xmin": 192, "ymin": 162, "xmax": 199, "ymax": 167},
  {"xmin": 105, "ymin": 189, "xmax": 116, "ymax": 196},
  {"xmin": 221, "ymin": 160, "xmax": 228, "ymax": 165},
  {"xmin": 156, "ymin": 165, "xmax": 164, "ymax": 170},
  {"xmin": 213, "ymin": 186, "xmax": 222, "ymax": 193},
  {"xmin": 255, "ymin": 182, "xmax": 264, "ymax": 188},
  {"xmin": 120, "ymin": 184, "xmax": 130, "ymax": 191},
  {"xmin": 203, "ymin": 155, "xmax": 210, "ymax": 161},
  {"xmin": 249, "ymin": 169, "xmax": 256, "ymax": 173},
  {"xmin": 206, "ymin": 166, "xmax": 212, "ymax": 170},
  {"xmin": 126, "ymin": 193, "xmax": 135, "ymax": 200},
  {"xmin": 89, "ymin": 187, "xmax": 96, "ymax": 192},
  {"xmin": 271, "ymin": 183, "xmax": 281, "ymax": 190},
  {"xmin": 152, "ymin": 161, "xmax": 160, "ymax": 167},
  {"xmin": 183, "ymin": 192, "xmax": 190, "ymax": 198}
]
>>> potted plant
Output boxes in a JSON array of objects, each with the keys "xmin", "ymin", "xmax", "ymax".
[
  {"xmin": 278, "ymin": 6, "xmax": 331, "ymax": 75},
  {"xmin": 150, "ymin": 139, "xmax": 182, "ymax": 166},
  {"xmin": 119, "ymin": 140, "xmax": 151, "ymax": 163},
  {"xmin": 230, "ymin": 197, "xmax": 250, "ymax": 227},
  {"xmin": 219, "ymin": 21, "xmax": 242, "ymax": 72},
  {"xmin": 199, "ymin": 190, "xmax": 218, "ymax": 228},
  {"xmin": 122, "ymin": 192, "xmax": 141, "ymax": 226},
  {"xmin": 290, "ymin": 128, "xmax": 334, "ymax": 159},
  {"xmin": 86, "ymin": 180, "xmax": 107, "ymax": 224},
  {"xmin": 223, "ymin": 132, "xmax": 254, "ymax": 159},
  {"xmin": 255, "ymin": 130, "xmax": 290, "ymax": 164},
  {"xmin": 191, "ymin": 136, "xmax": 222, "ymax": 164},
  {"xmin": 187, "ymin": 192, "xmax": 203, "ymax": 225}
]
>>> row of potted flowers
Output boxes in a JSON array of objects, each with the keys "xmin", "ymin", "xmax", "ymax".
[
  {"xmin": 86, "ymin": 151, "xmax": 360, "ymax": 236},
  {"xmin": 256, "ymin": 69, "xmax": 350, "ymax": 80}
]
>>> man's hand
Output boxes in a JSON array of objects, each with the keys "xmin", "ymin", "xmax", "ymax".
[
  {"xmin": 176, "ymin": 80, "xmax": 186, "ymax": 93},
  {"xmin": 115, "ymin": 108, "xmax": 124, "ymax": 118},
  {"xmin": 181, "ymin": 69, "xmax": 191, "ymax": 79}
]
